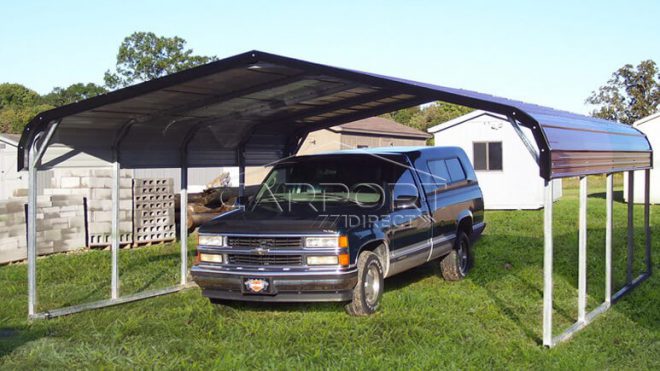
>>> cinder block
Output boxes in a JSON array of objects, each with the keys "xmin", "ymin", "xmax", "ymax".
[
  {"xmin": 120, "ymin": 178, "xmax": 133, "ymax": 188},
  {"xmin": 90, "ymin": 211, "xmax": 112, "ymax": 222},
  {"xmin": 81, "ymin": 177, "xmax": 111, "ymax": 188},
  {"xmin": 0, "ymin": 247, "xmax": 26, "ymax": 264},
  {"xmin": 92, "ymin": 188, "xmax": 112, "ymax": 200},
  {"xmin": 89, "ymin": 222, "xmax": 111, "ymax": 234},
  {"xmin": 13, "ymin": 188, "xmax": 28, "ymax": 197},
  {"xmin": 68, "ymin": 216, "xmax": 85, "ymax": 228},
  {"xmin": 60, "ymin": 177, "xmax": 81, "ymax": 188}
]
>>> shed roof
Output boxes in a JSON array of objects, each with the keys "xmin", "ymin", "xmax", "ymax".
[
  {"xmin": 332, "ymin": 117, "xmax": 431, "ymax": 139},
  {"xmin": 634, "ymin": 112, "xmax": 660, "ymax": 127},
  {"xmin": 19, "ymin": 50, "xmax": 652, "ymax": 180}
]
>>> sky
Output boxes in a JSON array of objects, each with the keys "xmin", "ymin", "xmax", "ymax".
[{"xmin": 0, "ymin": 0, "xmax": 658, "ymax": 114}]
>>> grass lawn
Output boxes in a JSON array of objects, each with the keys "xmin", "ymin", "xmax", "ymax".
[{"xmin": 1, "ymin": 175, "xmax": 658, "ymax": 369}]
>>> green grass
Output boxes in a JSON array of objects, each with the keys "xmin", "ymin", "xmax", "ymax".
[{"xmin": 1, "ymin": 176, "xmax": 658, "ymax": 369}]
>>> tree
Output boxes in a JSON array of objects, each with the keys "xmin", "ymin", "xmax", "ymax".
[
  {"xmin": 586, "ymin": 60, "xmax": 659, "ymax": 124},
  {"xmin": 43, "ymin": 83, "xmax": 107, "ymax": 106},
  {"xmin": 385, "ymin": 102, "xmax": 472, "ymax": 131},
  {"xmin": 104, "ymin": 32, "xmax": 217, "ymax": 89},
  {"xmin": 0, "ymin": 83, "xmax": 54, "ymax": 133}
]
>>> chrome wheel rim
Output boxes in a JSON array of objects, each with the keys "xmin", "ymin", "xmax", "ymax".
[
  {"xmin": 364, "ymin": 264, "xmax": 381, "ymax": 306},
  {"xmin": 458, "ymin": 240, "xmax": 468, "ymax": 274}
]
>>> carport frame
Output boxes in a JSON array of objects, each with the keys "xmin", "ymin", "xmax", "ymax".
[{"xmin": 19, "ymin": 51, "xmax": 652, "ymax": 348}]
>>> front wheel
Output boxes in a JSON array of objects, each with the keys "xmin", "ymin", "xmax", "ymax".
[
  {"xmin": 345, "ymin": 251, "xmax": 384, "ymax": 316},
  {"xmin": 439, "ymin": 231, "xmax": 473, "ymax": 281}
]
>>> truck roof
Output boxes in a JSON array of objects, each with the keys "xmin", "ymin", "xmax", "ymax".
[{"xmin": 310, "ymin": 146, "xmax": 465, "ymax": 157}]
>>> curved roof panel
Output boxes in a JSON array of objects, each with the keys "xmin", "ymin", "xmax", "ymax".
[{"xmin": 19, "ymin": 50, "xmax": 651, "ymax": 180}]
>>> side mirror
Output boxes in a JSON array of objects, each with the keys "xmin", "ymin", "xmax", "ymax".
[{"xmin": 393, "ymin": 194, "xmax": 418, "ymax": 210}]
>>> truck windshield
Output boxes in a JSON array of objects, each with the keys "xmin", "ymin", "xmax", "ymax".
[{"xmin": 251, "ymin": 155, "xmax": 404, "ymax": 210}]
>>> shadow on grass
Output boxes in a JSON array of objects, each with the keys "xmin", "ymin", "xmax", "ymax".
[
  {"xmin": 0, "ymin": 326, "xmax": 47, "ymax": 358},
  {"xmin": 590, "ymin": 190, "xmax": 624, "ymax": 202}
]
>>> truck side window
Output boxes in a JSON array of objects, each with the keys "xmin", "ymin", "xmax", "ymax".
[
  {"xmin": 446, "ymin": 158, "xmax": 466, "ymax": 182},
  {"xmin": 391, "ymin": 168, "xmax": 420, "ymax": 207},
  {"xmin": 427, "ymin": 160, "xmax": 450, "ymax": 186}
]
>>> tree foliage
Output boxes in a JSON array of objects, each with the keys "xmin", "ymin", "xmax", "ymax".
[
  {"xmin": 42, "ymin": 83, "xmax": 107, "ymax": 106},
  {"xmin": 586, "ymin": 60, "xmax": 659, "ymax": 124},
  {"xmin": 384, "ymin": 102, "xmax": 473, "ymax": 131},
  {"xmin": 104, "ymin": 32, "xmax": 217, "ymax": 89},
  {"xmin": 0, "ymin": 83, "xmax": 54, "ymax": 133}
]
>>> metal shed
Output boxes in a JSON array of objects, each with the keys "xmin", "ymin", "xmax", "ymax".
[{"xmin": 19, "ymin": 50, "xmax": 652, "ymax": 347}]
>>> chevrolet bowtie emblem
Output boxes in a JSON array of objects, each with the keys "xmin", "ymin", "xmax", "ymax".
[{"xmin": 253, "ymin": 247, "xmax": 268, "ymax": 255}]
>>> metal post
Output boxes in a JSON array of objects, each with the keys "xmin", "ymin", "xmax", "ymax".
[
  {"xmin": 644, "ymin": 169, "xmax": 652, "ymax": 274},
  {"xmin": 605, "ymin": 174, "xmax": 613, "ymax": 305},
  {"xmin": 543, "ymin": 180, "xmax": 554, "ymax": 347},
  {"xmin": 27, "ymin": 138, "xmax": 40, "ymax": 317},
  {"xmin": 111, "ymin": 159, "xmax": 120, "ymax": 299},
  {"xmin": 578, "ymin": 176, "xmax": 587, "ymax": 322},
  {"xmin": 26, "ymin": 120, "xmax": 60, "ymax": 318},
  {"xmin": 627, "ymin": 171, "xmax": 634, "ymax": 283},
  {"xmin": 180, "ymin": 163, "xmax": 188, "ymax": 285},
  {"xmin": 237, "ymin": 147, "xmax": 246, "ymax": 199}
]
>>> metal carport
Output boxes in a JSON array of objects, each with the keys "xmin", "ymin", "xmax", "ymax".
[{"xmin": 19, "ymin": 50, "xmax": 652, "ymax": 347}]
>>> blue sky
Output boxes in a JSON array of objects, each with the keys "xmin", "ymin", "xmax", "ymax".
[{"xmin": 1, "ymin": 0, "xmax": 658, "ymax": 114}]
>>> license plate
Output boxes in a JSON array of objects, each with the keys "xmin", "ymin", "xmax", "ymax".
[{"xmin": 243, "ymin": 278, "xmax": 270, "ymax": 294}]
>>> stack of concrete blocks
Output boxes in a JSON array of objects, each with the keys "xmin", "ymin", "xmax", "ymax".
[
  {"xmin": 133, "ymin": 178, "xmax": 176, "ymax": 245},
  {"xmin": 45, "ymin": 168, "xmax": 133, "ymax": 248},
  {"xmin": 0, "ymin": 195, "xmax": 85, "ymax": 264}
]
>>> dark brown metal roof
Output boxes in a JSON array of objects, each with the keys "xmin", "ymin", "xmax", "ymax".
[{"xmin": 18, "ymin": 50, "xmax": 652, "ymax": 179}]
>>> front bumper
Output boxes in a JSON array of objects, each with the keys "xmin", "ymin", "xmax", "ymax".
[{"xmin": 192, "ymin": 265, "xmax": 358, "ymax": 302}]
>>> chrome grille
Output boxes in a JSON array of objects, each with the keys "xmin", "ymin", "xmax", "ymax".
[
  {"xmin": 228, "ymin": 254, "xmax": 303, "ymax": 266},
  {"xmin": 227, "ymin": 236, "xmax": 303, "ymax": 249}
]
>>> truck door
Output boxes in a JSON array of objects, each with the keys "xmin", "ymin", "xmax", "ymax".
[
  {"xmin": 416, "ymin": 157, "xmax": 469, "ymax": 260},
  {"xmin": 386, "ymin": 163, "xmax": 432, "ymax": 276}
]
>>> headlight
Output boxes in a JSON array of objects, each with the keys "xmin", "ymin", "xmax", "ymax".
[
  {"xmin": 199, "ymin": 253, "xmax": 223, "ymax": 263},
  {"xmin": 198, "ymin": 235, "xmax": 226, "ymax": 246},
  {"xmin": 305, "ymin": 236, "xmax": 348, "ymax": 248},
  {"xmin": 306, "ymin": 256, "xmax": 339, "ymax": 265}
]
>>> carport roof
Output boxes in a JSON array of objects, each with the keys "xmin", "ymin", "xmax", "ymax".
[{"xmin": 19, "ymin": 50, "xmax": 652, "ymax": 180}]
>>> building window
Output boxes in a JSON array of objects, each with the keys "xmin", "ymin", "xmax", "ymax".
[
  {"xmin": 473, "ymin": 142, "xmax": 503, "ymax": 171},
  {"xmin": 357, "ymin": 145, "xmax": 368, "ymax": 149}
]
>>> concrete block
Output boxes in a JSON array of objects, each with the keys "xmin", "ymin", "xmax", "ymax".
[
  {"xmin": 60, "ymin": 176, "xmax": 81, "ymax": 188},
  {"xmin": 120, "ymin": 189, "xmax": 132, "ymax": 199},
  {"xmin": 13, "ymin": 188, "xmax": 28, "ymax": 197},
  {"xmin": 92, "ymin": 169, "xmax": 112, "ymax": 177},
  {"xmin": 68, "ymin": 216, "xmax": 85, "ymax": 228},
  {"xmin": 92, "ymin": 188, "xmax": 112, "ymax": 200},
  {"xmin": 89, "ymin": 222, "xmax": 111, "ymax": 234},
  {"xmin": 90, "ymin": 211, "xmax": 112, "ymax": 222},
  {"xmin": 0, "ymin": 247, "xmax": 26, "ymax": 264},
  {"xmin": 81, "ymin": 177, "xmax": 111, "ymax": 188},
  {"xmin": 120, "ymin": 178, "xmax": 132, "ymax": 188}
]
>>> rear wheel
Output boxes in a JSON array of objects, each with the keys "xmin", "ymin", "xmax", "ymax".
[
  {"xmin": 345, "ymin": 251, "xmax": 384, "ymax": 316},
  {"xmin": 440, "ymin": 231, "xmax": 472, "ymax": 281}
]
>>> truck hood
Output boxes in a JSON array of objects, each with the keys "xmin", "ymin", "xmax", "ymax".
[{"xmin": 198, "ymin": 204, "xmax": 383, "ymax": 235}]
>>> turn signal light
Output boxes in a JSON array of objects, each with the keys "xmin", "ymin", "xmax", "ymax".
[
  {"xmin": 338, "ymin": 253, "xmax": 350, "ymax": 267},
  {"xmin": 338, "ymin": 235, "xmax": 349, "ymax": 248}
]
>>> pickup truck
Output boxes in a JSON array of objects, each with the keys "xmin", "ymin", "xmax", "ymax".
[{"xmin": 192, "ymin": 146, "xmax": 485, "ymax": 315}]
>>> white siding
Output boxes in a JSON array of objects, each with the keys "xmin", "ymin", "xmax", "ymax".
[
  {"xmin": 624, "ymin": 114, "xmax": 660, "ymax": 204},
  {"xmin": 432, "ymin": 113, "xmax": 561, "ymax": 210},
  {"xmin": 133, "ymin": 167, "xmax": 231, "ymax": 193}
]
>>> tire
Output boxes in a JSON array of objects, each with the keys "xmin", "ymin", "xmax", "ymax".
[
  {"xmin": 440, "ymin": 231, "xmax": 473, "ymax": 281},
  {"xmin": 345, "ymin": 251, "xmax": 384, "ymax": 316}
]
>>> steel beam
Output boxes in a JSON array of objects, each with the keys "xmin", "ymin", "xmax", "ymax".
[
  {"xmin": 627, "ymin": 171, "xmax": 634, "ymax": 283},
  {"xmin": 238, "ymin": 146, "xmax": 246, "ymax": 199},
  {"xmin": 605, "ymin": 174, "xmax": 613, "ymax": 304},
  {"xmin": 180, "ymin": 160, "xmax": 189, "ymax": 285},
  {"xmin": 27, "ymin": 120, "xmax": 60, "ymax": 318},
  {"xmin": 543, "ymin": 180, "xmax": 554, "ymax": 347},
  {"xmin": 111, "ymin": 159, "xmax": 120, "ymax": 299},
  {"xmin": 29, "ymin": 282, "xmax": 196, "ymax": 320},
  {"xmin": 508, "ymin": 116, "xmax": 540, "ymax": 165},
  {"xmin": 644, "ymin": 169, "xmax": 652, "ymax": 274},
  {"xmin": 578, "ymin": 176, "xmax": 587, "ymax": 322}
]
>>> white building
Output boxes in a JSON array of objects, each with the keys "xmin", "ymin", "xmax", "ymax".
[
  {"xmin": 624, "ymin": 112, "xmax": 660, "ymax": 204},
  {"xmin": 428, "ymin": 110, "xmax": 561, "ymax": 210}
]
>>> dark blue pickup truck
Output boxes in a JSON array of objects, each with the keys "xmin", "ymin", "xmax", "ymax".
[{"xmin": 192, "ymin": 146, "xmax": 485, "ymax": 315}]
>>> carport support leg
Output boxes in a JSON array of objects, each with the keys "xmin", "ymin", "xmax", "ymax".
[
  {"xmin": 578, "ymin": 176, "xmax": 587, "ymax": 322},
  {"xmin": 27, "ymin": 141, "xmax": 39, "ymax": 317},
  {"xmin": 180, "ymin": 165, "xmax": 188, "ymax": 285},
  {"xmin": 644, "ymin": 169, "xmax": 651, "ymax": 274},
  {"xmin": 543, "ymin": 180, "xmax": 554, "ymax": 347},
  {"xmin": 111, "ymin": 161, "xmax": 120, "ymax": 299},
  {"xmin": 627, "ymin": 171, "xmax": 634, "ymax": 284},
  {"xmin": 605, "ymin": 174, "xmax": 613, "ymax": 304}
]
